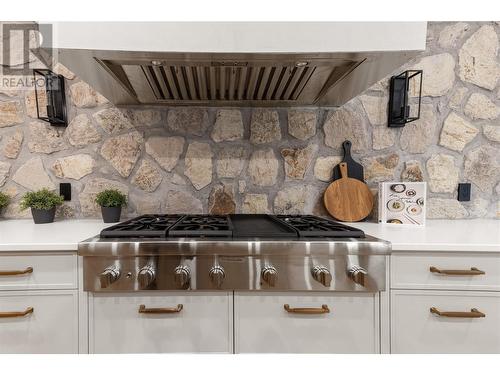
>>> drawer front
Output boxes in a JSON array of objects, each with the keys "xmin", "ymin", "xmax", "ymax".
[
  {"xmin": 234, "ymin": 292, "xmax": 379, "ymax": 353},
  {"xmin": 391, "ymin": 290, "xmax": 500, "ymax": 353},
  {"xmin": 90, "ymin": 292, "xmax": 232, "ymax": 353},
  {"xmin": 391, "ymin": 253, "xmax": 500, "ymax": 291},
  {"xmin": 0, "ymin": 291, "xmax": 78, "ymax": 353},
  {"xmin": 0, "ymin": 254, "xmax": 77, "ymax": 290}
]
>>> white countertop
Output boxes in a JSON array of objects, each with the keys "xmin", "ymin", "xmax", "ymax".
[{"xmin": 0, "ymin": 219, "xmax": 498, "ymax": 253}]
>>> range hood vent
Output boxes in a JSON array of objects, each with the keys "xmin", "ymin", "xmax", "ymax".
[{"xmin": 96, "ymin": 56, "xmax": 360, "ymax": 105}]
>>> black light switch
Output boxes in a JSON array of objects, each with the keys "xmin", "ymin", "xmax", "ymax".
[
  {"xmin": 457, "ymin": 183, "xmax": 471, "ymax": 202},
  {"xmin": 60, "ymin": 183, "xmax": 72, "ymax": 201}
]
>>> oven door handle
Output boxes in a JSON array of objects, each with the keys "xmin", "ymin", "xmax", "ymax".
[
  {"xmin": 138, "ymin": 304, "xmax": 183, "ymax": 314},
  {"xmin": 0, "ymin": 307, "xmax": 34, "ymax": 318},
  {"xmin": 284, "ymin": 304, "xmax": 330, "ymax": 314},
  {"xmin": 0, "ymin": 267, "xmax": 33, "ymax": 276}
]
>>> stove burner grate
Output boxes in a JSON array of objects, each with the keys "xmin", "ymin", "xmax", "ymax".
[
  {"xmin": 275, "ymin": 215, "xmax": 365, "ymax": 238},
  {"xmin": 100, "ymin": 214, "xmax": 183, "ymax": 238},
  {"xmin": 168, "ymin": 215, "xmax": 233, "ymax": 238}
]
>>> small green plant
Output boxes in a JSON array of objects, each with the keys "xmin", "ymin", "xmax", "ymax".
[
  {"xmin": 0, "ymin": 191, "xmax": 10, "ymax": 209},
  {"xmin": 20, "ymin": 189, "xmax": 64, "ymax": 210},
  {"xmin": 95, "ymin": 189, "xmax": 127, "ymax": 208}
]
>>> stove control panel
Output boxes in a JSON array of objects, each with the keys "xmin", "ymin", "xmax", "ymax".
[
  {"xmin": 261, "ymin": 265, "xmax": 278, "ymax": 287},
  {"xmin": 312, "ymin": 265, "xmax": 332, "ymax": 287},
  {"xmin": 99, "ymin": 265, "xmax": 121, "ymax": 288}
]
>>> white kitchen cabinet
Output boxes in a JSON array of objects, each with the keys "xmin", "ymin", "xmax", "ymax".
[
  {"xmin": 0, "ymin": 290, "xmax": 78, "ymax": 354},
  {"xmin": 391, "ymin": 253, "xmax": 500, "ymax": 291},
  {"xmin": 0, "ymin": 253, "xmax": 77, "ymax": 290},
  {"xmin": 89, "ymin": 292, "xmax": 233, "ymax": 353},
  {"xmin": 234, "ymin": 292, "xmax": 379, "ymax": 353},
  {"xmin": 391, "ymin": 290, "xmax": 500, "ymax": 353}
]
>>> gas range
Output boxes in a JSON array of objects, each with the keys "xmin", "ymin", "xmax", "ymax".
[{"xmin": 79, "ymin": 214, "xmax": 391, "ymax": 293}]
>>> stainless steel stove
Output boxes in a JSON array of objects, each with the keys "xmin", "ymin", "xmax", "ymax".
[{"xmin": 79, "ymin": 214, "xmax": 391, "ymax": 292}]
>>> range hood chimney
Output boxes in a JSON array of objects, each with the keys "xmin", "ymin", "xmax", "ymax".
[{"xmin": 48, "ymin": 22, "xmax": 426, "ymax": 107}]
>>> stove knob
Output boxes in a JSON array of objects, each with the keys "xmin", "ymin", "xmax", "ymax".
[
  {"xmin": 312, "ymin": 265, "xmax": 332, "ymax": 287},
  {"xmin": 261, "ymin": 266, "xmax": 278, "ymax": 287},
  {"xmin": 138, "ymin": 264, "xmax": 156, "ymax": 289},
  {"xmin": 348, "ymin": 265, "xmax": 367, "ymax": 286},
  {"xmin": 99, "ymin": 266, "xmax": 121, "ymax": 288},
  {"xmin": 174, "ymin": 265, "xmax": 191, "ymax": 289},
  {"xmin": 209, "ymin": 265, "xmax": 225, "ymax": 288}
]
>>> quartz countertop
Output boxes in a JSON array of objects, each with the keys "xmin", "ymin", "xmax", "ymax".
[{"xmin": 0, "ymin": 219, "xmax": 498, "ymax": 253}]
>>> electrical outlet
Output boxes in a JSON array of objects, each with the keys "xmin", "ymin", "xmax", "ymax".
[
  {"xmin": 457, "ymin": 183, "xmax": 471, "ymax": 202},
  {"xmin": 60, "ymin": 183, "xmax": 72, "ymax": 201}
]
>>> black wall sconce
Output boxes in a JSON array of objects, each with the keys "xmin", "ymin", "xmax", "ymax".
[
  {"xmin": 388, "ymin": 70, "xmax": 423, "ymax": 128},
  {"xmin": 33, "ymin": 69, "xmax": 68, "ymax": 126}
]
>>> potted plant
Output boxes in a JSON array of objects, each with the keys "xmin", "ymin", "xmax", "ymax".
[
  {"xmin": 0, "ymin": 191, "xmax": 9, "ymax": 216},
  {"xmin": 20, "ymin": 188, "xmax": 64, "ymax": 224},
  {"xmin": 95, "ymin": 189, "xmax": 127, "ymax": 223}
]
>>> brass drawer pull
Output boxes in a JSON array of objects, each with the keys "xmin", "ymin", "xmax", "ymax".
[
  {"xmin": 284, "ymin": 304, "xmax": 330, "ymax": 314},
  {"xmin": 430, "ymin": 307, "xmax": 485, "ymax": 318},
  {"xmin": 429, "ymin": 266, "xmax": 485, "ymax": 276},
  {"xmin": 138, "ymin": 304, "xmax": 183, "ymax": 314},
  {"xmin": 0, "ymin": 267, "xmax": 34, "ymax": 276},
  {"xmin": 0, "ymin": 307, "xmax": 34, "ymax": 318}
]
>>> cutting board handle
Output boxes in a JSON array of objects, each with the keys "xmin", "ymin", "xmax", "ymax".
[
  {"xmin": 342, "ymin": 140, "xmax": 352, "ymax": 158},
  {"xmin": 339, "ymin": 162, "xmax": 348, "ymax": 179}
]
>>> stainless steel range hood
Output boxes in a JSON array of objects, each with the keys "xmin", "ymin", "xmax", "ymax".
[{"xmin": 49, "ymin": 22, "xmax": 427, "ymax": 107}]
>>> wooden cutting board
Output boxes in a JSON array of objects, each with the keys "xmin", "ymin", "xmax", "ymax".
[
  {"xmin": 323, "ymin": 162, "xmax": 374, "ymax": 222},
  {"xmin": 332, "ymin": 140, "xmax": 364, "ymax": 182}
]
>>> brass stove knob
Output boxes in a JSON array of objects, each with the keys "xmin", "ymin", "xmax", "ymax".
[
  {"xmin": 312, "ymin": 265, "xmax": 332, "ymax": 287},
  {"xmin": 99, "ymin": 265, "xmax": 121, "ymax": 288},
  {"xmin": 209, "ymin": 265, "xmax": 225, "ymax": 288},
  {"xmin": 348, "ymin": 265, "xmax": 367, "ymax": 286},
  {"xmin": 261, "ymin": 266, "xmax": 278, "ymax": 287},
  {"xmin": 174, "ymin": 265, "xmax": 191, "ymax": 289},
  {"xmin": 138, "ymin": 264, "xmax": 156, "ymax": 289}
]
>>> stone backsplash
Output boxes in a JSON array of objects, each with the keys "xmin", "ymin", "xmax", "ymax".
[{"xmin": 0, "ymin": 21, "xmax": 499, "ymax": 220}]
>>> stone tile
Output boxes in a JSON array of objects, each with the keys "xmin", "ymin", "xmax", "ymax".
[
  {"xmin": 372, "ymin": 126, "xmax": 396, "ymax": 150},
  {"xmin": 52, "ymin": 154, "xmax": 95, "ymax": 180},
  {"xmin": 70, "ymin": 81, "xmax": 108, "ymax": 108},
  {"xmin": 427, "ymin": 198, "xmax": 468, "ymax": 219},
  {"xmin": 0, "ymin": 101, "xmax": 23, "ymax": 128},
  {"xmin": 362, "ymin": 154, "xmax": 399, "ymax": 183},
  {"xmin": 211, "ymin": 109, "xmax": 244, "ymax": 142},
  {"xmin": 131, "ymin": 160, "xmax": 163, "ymax": 192},
  {"xmin": 93, "ymin": 108, "xmax": 134, "ymax": 134},
  {"xmin": 323, "ymin": 107, "xmax": 368, "ymax": 152},
  {"xmin": 184, "ymin": 142, "xmax": 213, "ymax": 190},
  {"xmin": 135, "ymin": 198, "xmax": 161, "ymax": 215},
  {"xmin": 12, "ymin": 157, "xmax": 55, "ymax": 191},
  {"xmin": 0, "ymin": 161, "xmax": 10, "ymax": 186},
  {"xmin": 65, "ymin": 114, "xmax": 102, "ymax": 147},
  {"xmin": 274, "ymin": 185, "xmax": 313, "ymax": 215},
  {"xmin": 28, "ymin": 121, "xmax": 68, "ymax": 154},
  {"xmin": 483, "ymin": 125, "xmax": 500, "ymax": 142},
  {"xmin": 426, "ymin": 154, "xmax": 459, "ymax": 193},
  {"xmin": 79, "ymin": 178, "xmax": 128, "ymax": 216},
  {"xmin": 464, "ymin": 145, "xmax": 500, "ymax": 193},
  {"xmin": 250, "ymin": 109, "xmax": 281, "ymax": 144},
  {"xmin": 459, "ymin": 25, "xmax": 499, "ymax": 90},
  {"xmin": 165, "ymin": 190, "xmax": 203, "ymax": 214},
  {"xmin": 208, "ymin": 183, "xmax": 236, "ymax": 215},
  {"xmin": 438, "ymin": 22, "xmax": 469, "ymax": 49},
  {"xmin": 400, "ymin": 104, "xmax": 437, "ymax": 154},
  {"xmin": 2, "ymin": 130, "xmax": 23, "ymax": 159},
  {"xmin": 166, "ymin": 108, "xmax": 208, "ymax": 136},
  {"xmin": 401, "ymin": 160, "xmax": 424, "ymax": 182},
  {"xmin": 448, "ymin": 87, "xmax": 468, "ymax": 110},
  {"xmin": 247, "ymin": 148, "xmax": 279, "ymax": 186},
  {"xmin": 242, "ymin": 194, "xmax": 269, "ymax": 214},
  {"xmin": 281, "ymin": 144, "xmax": 317, "ymax": 180},
  {"xmin": 313, "ymin": 156, "xmax": 342, "ymax": 182},
  {"xmin": 359, "ymin": 95, "xmax": 388, "ymax": 125},
  {"xmin": 439, "ymin": 112, "xmax": 478, "ymax": 152},
  {"xmin": 125, "ymin": 109, "xmax": 162, "ymax": 127},
  {"xmin": 145, "ymin": 136, "xmax": 184, "ymax": 172},
  {"xmin": 100, "ymin": 132, "xmax": 143, "ymax": 177},
  {"xmin": 411, "ymin": 53, "xmax": 455, "ymax": 96},
  {"xmin": 216, "ymin": 146, "xmax": 246, "ymax": 178},
  {"xmin": 464, "ymin": 93, "xmax": 499, "ymax": 120},
  {"xmin": 287, "ymin": 110, "xmax": 317, "ymax": 140}
]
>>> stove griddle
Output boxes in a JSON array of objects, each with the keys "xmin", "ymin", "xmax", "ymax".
[{"xmin": 230, "ymin": 214, "xmax": 298, "ymax": 238}]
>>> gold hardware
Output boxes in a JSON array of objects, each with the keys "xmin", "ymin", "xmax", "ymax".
[
  {"xmin": 138, "ymin": 304, "xmax": 183, "ymax": 314},
  {"xmin": 0, "ymin": 267, "xmax": 33, "ymax": 276},
  {"xmin": 429, "ymin": 266, "xmax": 485, "ymax": 276},
  {"xmin": 430, "ymin": 307, "xmax": 485, "ymax": 318},
  {"xmin": 283, "ymin": 304, "xmax": 330, "ymax": 314},
  {"xmin": 0, "ymin": 307, "xmax": 34, "ymax": 318}
]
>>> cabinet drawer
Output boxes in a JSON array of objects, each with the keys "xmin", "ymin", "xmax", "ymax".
[
  {"xmin": 0, "ymin": 290, "xmax": 78, "ymax": 353},
  {"xmin": 234, "ymin": 292, "xmax": 379, "ymax": 353},
  {"xmin": 90, "ymin": 292, "xmax": 232, "ymax": 353},
  {"xmin": 391, "ymin": 253, "xmax": 500, "ymax": 291},
  {"xmin": 391, "ymin": 290, "xmax": 500, "ymax": 353},
  {"xmin": 0, "ymin": 253, "xmax": 77, "ymax": 290}
]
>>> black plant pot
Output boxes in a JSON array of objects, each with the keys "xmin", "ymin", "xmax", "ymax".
[
  {"xmin": 31, "ymin": 207, "xmax": 56, "ymax": 224},
  {"xmin": 101, "ymin": 206, "xmax": 122, "ymax": 223}
]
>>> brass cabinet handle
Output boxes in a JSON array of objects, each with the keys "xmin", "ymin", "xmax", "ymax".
[
  {"xmin": 430, "ymin": 307, "xmax": 485, "ymax": 318},
  {"xmin": 283, "ymin": 304, "xmax": 330, "ymax": 314},
  {"xmin": 0, "ymin": 267, "xmax": 33, "ymax": 276},
  {"xmin": 0, "ymin": 307, "xmax": 34, "ymax": 318},
  {"xmin": 138, "ymin": 304, "xmax": 183, "ymax": 314},
  {"xmin": 429, "ymin": 266, "xmax": 485, "ymax": 276}
]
